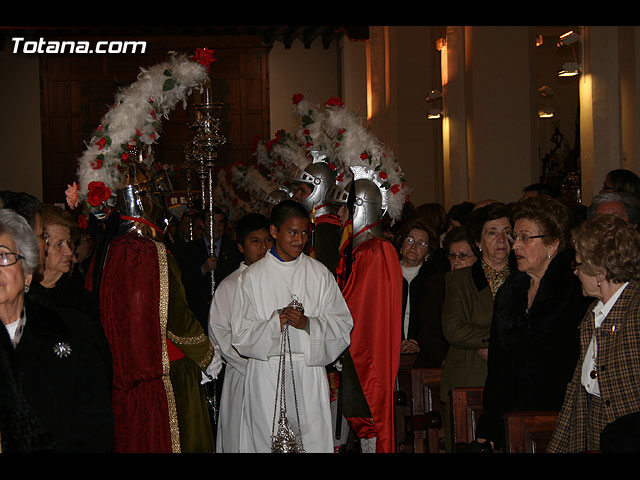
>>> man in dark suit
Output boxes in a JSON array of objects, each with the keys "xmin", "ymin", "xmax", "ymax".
[{"xmin": 175, "ymin": 206, "xmax": 242, "ymax": 332}]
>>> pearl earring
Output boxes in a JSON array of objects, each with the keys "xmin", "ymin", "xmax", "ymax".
[{"xmin": 24, "ymin": 284, "xmax": 30, "ymax": 293}]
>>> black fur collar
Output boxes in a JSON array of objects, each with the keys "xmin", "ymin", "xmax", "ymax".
[{"xmin": 491, "ymin": 249, "xmax": 587, "ymax": 348}]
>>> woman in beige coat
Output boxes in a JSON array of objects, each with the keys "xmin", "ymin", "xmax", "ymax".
[{"xmin": 439, "ymin": 203, "xmax": 514, "ymax": 451}]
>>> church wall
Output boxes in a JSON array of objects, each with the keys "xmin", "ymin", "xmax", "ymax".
[{"xmin": 0, "ymin": 48, "xmax": 43, "ymax": 199}]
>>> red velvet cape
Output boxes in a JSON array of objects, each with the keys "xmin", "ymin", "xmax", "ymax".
[
  {"xmin": 90, "ymin": 234, "xmax": 177, "ymax": 453},
  {"xmin": 341, "ymin": 236, "xmax": 402, "ymax": 453}
]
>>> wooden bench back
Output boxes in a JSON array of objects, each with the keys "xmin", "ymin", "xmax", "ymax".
[
  {"xmin": 450, "ymin": 387, "xmax": 484, "ymax": 447},
  {"xmin": 504, "ymin": 411, "xmax": 559, "ymax": 453}
]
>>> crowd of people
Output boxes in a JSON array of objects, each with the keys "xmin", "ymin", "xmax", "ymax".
[{"xmin": 2, "ymin": 165, "xmax": 640, "ymax": 454}]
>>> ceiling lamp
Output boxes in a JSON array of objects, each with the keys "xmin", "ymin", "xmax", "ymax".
[
  {"xmin": 537, "ymin": 85, "xmax": 554, "ymax": 118},
  {"xmin": 557, "ymin": 30, "xmax": 579, "ymax": 47},
  {"xmin": 425, "ymin": 89, "xmax": 443, "ymax": 120},
  {"xmin": 558, "ymin": 62, "xmax": 581, "ymax": 77},
  {"xmin": 538, "ymin": 107, "xmax": 555, "ymax": 118},
  {"xmin": 557, "ymin": 29, "xmax": 581, "ymax": 77}
]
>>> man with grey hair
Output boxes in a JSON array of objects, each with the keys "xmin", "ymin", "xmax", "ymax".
[{"xmin": 588, "ymin": 191, "xmax": 639, "ymax": 228}]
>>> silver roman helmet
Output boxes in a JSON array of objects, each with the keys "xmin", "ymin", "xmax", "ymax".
[
  {"xmin": 117, "ymin": 151, "xmax": 173, "ymax": 240},
  {"xmin": 349, "ymin": 166, "xmax": 388, "ymax": 243},
  {"xmin": 288, "ymin": 151, "xmax": 337, "ymax": 215}
]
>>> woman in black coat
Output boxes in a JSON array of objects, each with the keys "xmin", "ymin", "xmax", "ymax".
[
  {"xmin": 397, "ymin": 219, "xmax": 449, "ymax": 368},
  {"xmin": 475, "ymin": 196, "xmax": 593, "ymax": 451},
  {"xmin": 0, "ymin": 208, "xmax": 113, "ymax": 452}
]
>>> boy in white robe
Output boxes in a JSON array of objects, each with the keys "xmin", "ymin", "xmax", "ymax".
[
  {"xmin": 230, "ymin": 200, "xmax": 353, "ymax": 453},
  {"xmin": 208, "ymin": 213, "xmax": 274, "ymax": 452}
]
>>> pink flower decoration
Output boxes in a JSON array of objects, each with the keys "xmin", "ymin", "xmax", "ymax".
[{"xmin": 65, "ymin": 182, "xmax": 80, "ymax": 209}]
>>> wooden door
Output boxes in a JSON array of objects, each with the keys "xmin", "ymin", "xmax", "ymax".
[{"xmin": 39, "ymin": 35, "xmax": 270, "ymax": 204}]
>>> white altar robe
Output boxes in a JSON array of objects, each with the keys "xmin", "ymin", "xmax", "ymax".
[
  {"xmin": 230, "ymin": 251, "xmax": 353, "ymax": 453},
  {"xmin": 208, "ymin": 262, "xmax": 248, "ymax": 453}
]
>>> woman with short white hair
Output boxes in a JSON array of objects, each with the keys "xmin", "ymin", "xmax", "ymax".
[
  {"xmin": 0, "ymin": 207, "xmax": 114, "ymax": 452},
  {"xmin": 0, "ymin": 209, "xmax": 39, "ymax": 339}
]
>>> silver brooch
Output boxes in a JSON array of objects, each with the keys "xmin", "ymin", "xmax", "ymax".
[{"xmin": 53, "ymin": 342, "xmax": 72, "ymax": 358}]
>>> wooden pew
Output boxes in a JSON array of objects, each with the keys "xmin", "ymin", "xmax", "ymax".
[
  {"xmin": 450, "ymin": 387, "xmax": 484, "ymax": 450},
  {"xmin": 504, "ymin": 411, "xmax": 559, "ymax": 453},
  {"xmin": 409, "ymin": 368, "xmax": 444, "ymax": 453},
  {"xmin": 394, "ymin": 353, "xmax": 418, "ymax": 452}
]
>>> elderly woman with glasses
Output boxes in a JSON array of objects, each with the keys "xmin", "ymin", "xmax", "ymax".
[
  {"xmin": 439, "ymin": 202, "xmax": 514, "ymax": 451},
  {"xmin": 444, "ymin": 226, "xmax": 478, "ymax": 271},
  {"xmin": 0, "ymin": 208, "xmax": 113, "ymax": 452},
  {"xmin": 548, "ymin": 214, "xmax": 640, "ymax": 452},
  {"xmin": 474, "ymin": 195, "xmax": 592, "ymax": 452},
  {"xmin": 396, "ymin": 219, "xmax": 449, "ymax": 368}
]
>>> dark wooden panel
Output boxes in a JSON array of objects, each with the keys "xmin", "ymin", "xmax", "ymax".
[{"xmin": 40, "ymin": 35, "xmax": 271, "ymax": 204}]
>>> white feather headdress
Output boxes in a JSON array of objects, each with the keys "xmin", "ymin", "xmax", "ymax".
[{"xmin": 70, "ymin": 51, "xmax": 211, "ymax": 213}]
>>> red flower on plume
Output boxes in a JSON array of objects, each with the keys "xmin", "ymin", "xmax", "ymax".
[
  {"xmin": 91, "ymin": 157, "xmax": 103, "ymax": 170},
  {"xmin": 336, "ymin": 173, "xmax": 344, "ymax": 182},
  {"xmin": 191, "ymin": 48, "xmax": 217, "ymax": 69},
  {"xmin": 360, "ymin": 152, "xmax": 369, "ymax": 161},
  {"xmin": 304, "ymin": 142, "xmax": 313, "ymax": 148},
  {"xmin": 77, "ymin": 214, "xmax": 88, "ymax": 230},
  {"xmin": 390, "ymin": 184, "xmax": 400, "ymax": 195},
  {"xmin": 292, "ymin": 93, "xmax": 303, "ymax": 105},
  {"xmin": 379, "ymin": 171, "xmax": 388, "ymax": 180},
  {"xmin": 325, "ymin": 97, "xmax": 344, "ymax": 107},
  {"xmin": 121, "ymin": 152, "xmax": 129, "ymax": 162},
  {"xmin": 87, "ymin": 181, "xmax": 112, "ymax": 207},
  {"xmin": 328, "ymin": 162, "xmax": 336, "ymax": 171},
  {"xmin": 303, "ymin": 129, "xmax": 310, "ymax": 136},
  {"xmin": 96, "ymin": 137, "xmax": 106, "ymax": 150},
  {"xmin": 338, "ymin": 128, "xmax": 345, "ymax": 134}
]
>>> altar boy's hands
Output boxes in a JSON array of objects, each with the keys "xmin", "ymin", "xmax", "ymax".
[{"xmin": 279, "ymin": 307, "xmax": 308, "ymax": 330}]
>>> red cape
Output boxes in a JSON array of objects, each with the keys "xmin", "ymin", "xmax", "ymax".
[
  {"xmin": 341, "ymin": 236, "xmax": 402, "ymax": 453},
  {"xmin": 89, "ymin": 233, "xmax": 177, "ymax": 453}
]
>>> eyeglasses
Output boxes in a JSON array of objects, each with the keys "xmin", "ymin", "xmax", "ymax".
[
  {"xmin": 405, "ymin": 236, "xmax": 428, "ymax": 249},
  {"xmin": 448, "ymin": 252, "xmax": 475, "ymax": 261},
  {"xmin": 37, "ymin": 231, "xmax": 49, "ymax": 245},
  {"xmin": 0, "ymin": 252, "xmax": 25, "ymax": 267},
  {"xmin": 508, "ymin": 232, "xmax": 548, "ymax": 244}
]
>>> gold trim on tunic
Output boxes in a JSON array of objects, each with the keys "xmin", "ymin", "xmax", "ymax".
[
  {"xmin": 154, "ymin": 240, "xmax": 181, "ymax": 453},
  {"xmin": 167, "ymin": 331, "xmax": 214, "ymax": 370}
]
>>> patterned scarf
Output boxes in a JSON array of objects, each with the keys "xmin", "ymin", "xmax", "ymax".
[{"xmin": 482, "ymin": 259, "xmax": 510, "ymax": 299}]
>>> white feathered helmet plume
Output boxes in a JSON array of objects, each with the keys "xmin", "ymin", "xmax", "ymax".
[
  {"xmin": 322, "ymin": 96, "xmax": 410, "ymax": 223},
  {"xmin": 66, "ymin": 49, "xmax": 215, "ymax": 214}
]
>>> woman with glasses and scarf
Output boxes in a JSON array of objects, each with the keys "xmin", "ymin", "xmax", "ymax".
[
  {"xmin": 397, "ymin": 219, "xmax": 449, "ymax": 368},
  {"xmin": 474, "ymin": 195, "xmax": 592, "ymax": 452},
  {"xmin": 439, "ymin": 202, "xmax": 514, "ymax": 451}
]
